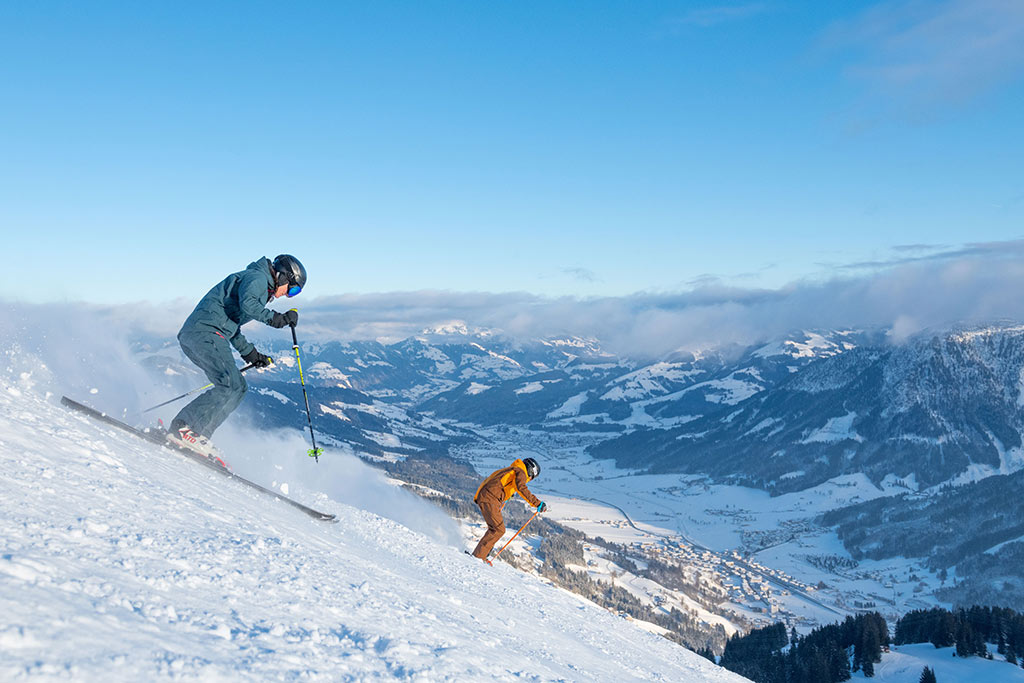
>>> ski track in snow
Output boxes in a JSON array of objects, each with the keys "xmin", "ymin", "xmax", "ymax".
[{"xmin": 0, "ymin": 383, "xmax": 745, "ymax": 681}]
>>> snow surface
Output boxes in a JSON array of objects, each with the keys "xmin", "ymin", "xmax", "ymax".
[
  {"xmin": 599, "ymin": 362, "xmax": 703, "ymax": 401},
  {"xmin": 752, "ymin": 332, "xmax": 848, "ymax": 360},
  {"xmin": 514, "ymin": 381, "xmax": 546, "ymax": 395},
  {"xmin": 253, "ymin": 387, "xmax": 294, "ymax": 405},
  {"xmin": 800, "ymin": 411, "xmax": 864, "ymax": 444},
  {"xmin": 658, "ymin": 372, "xmax": 763, "ymax": 407},
  {"xmin": 0, "ymin": 366, "xmax": 744, "ymax": 681},
  {"xmin": 863, "ymin": 643, "xmax": 1024, "ymax": 682},
  {"xmin": 546, "ymin": 390, "xmax": 589, "ymax": 419},
  {"xmin": 704, "ymin": 375, "xmax": 763, "ymax": 405},
  {"xmin": 307, "ymin": 361, "xmax": 352, "ymax": 386}
]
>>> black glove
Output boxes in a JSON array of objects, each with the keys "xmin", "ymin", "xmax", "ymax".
[
  {"xmin": 269, "ymin": 310, "xmax": 299, "ymax": 328},
  {"xmin": 537, "ymin": 501, "xmax": 547, "ymax": 513},
  {"xmin": 243, "ymin": 348, "xmax": 273, "ymax": 368}
]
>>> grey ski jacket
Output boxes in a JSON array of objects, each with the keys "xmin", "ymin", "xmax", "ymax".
[{"xmin": 179, "ymin": 258, "xmax": 279, "ymax": 358}]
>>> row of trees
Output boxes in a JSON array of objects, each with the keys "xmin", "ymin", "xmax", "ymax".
[
  {"xmin": 896, "ymin": 606, "xmax": 1024, "ymax": 663},
  {"xmin": 719, "ymin": 606, "xmax": 1024, "ymax": 682},
  {"xmin": 719, "ymin": 613, "xmax": 888, "ymax": 683}
]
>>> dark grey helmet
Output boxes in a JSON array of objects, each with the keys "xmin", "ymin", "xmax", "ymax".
[
  {"xmin": 272, "ymin": 254, "xmax": 307, "ymax": 293},
  {"xmin": 523, "ymin": 457, "xmax": 540, "ymax": 479}
]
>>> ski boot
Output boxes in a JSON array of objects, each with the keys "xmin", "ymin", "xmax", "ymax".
[
  {"xmin": 167, "ymin": 423, "xmax": 229, "ymax": 469},
  {"xmin": 464, "ymin": 550, "xmax": 492, "ymax": 566}
]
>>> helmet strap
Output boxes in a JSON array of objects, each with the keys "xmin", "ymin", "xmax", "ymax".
[{"xmin": 270, "ymin": 262, "xmax": 286, "ymax": 288}]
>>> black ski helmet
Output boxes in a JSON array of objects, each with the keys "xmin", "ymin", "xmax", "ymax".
[
  {"xmin": 272, "ymin": 254, "xmax": 307, "ymax": 291},
  {"xmin": 523, "ymin": 457, "xmax": 540, "ymax": 479}
]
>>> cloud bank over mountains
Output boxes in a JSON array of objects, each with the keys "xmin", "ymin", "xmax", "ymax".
[
  {"xmin": 8, "ymin": 241, "xmax": 1024, "ymax": 360},
  {"xmin": 298, "ymin": 241, "xmax": 1024, "ymax": 356}
]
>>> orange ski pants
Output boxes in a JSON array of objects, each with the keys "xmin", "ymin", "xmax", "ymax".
[{"xmin": 471, "ymin": 498, "xmax": 505, "ymax": 559}]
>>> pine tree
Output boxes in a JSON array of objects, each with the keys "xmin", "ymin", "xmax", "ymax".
[
  {"xmin": 956, "ymin": 622, "xmax": 973, "ymax": 658},
  {"xmin": 864, "ymin": 617, "xmax": 883, "ymax": 663},
  {"xmin": 830, "ymin": 646, "xmax": 851, "ymax": 681},
  {"xmin": 807, "ymin": 649, "xmax": 831, "ymax": 683},
  {"xmin": 919, "ymin": 666, "xmax": 937, "ymax": 683},
  {"xmin": 786, "ymin": 638, "xmax": 799, "ymax": 681},
  {"xmin": 931, "ymin": 611, "xmax": 956, "ymax": 649},
  {"xmin": 971, "ymin": 624, "xmax": 988, "ymax": 658}
]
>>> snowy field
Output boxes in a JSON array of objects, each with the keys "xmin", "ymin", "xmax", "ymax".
[
  {"xmin": 0, "ymin": 364, "xmax": 746, "ymax": 681},
  {"xmin": 862, "ymin": 644, "xmax": 1024, "ymax": 682}
]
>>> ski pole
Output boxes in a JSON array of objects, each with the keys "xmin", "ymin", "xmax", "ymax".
[
  {"xmin": 290, "ymin": 314, "xmax": 323, "ymax": 462},
  {"xmin": 492, "ymin": 510, "xmax": 539, "ymax": 562},
  {"xmin": 143, "ymin": 363, "xmax": 256, "ymax": 413}
]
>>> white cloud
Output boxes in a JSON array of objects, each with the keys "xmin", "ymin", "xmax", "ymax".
[
  {"xmin": 9, "ymin": 239, "xmax": 1024, "ymax": 362},
  {"xmin": 562, "ymin": 267, "xmax": 600, "ymax": 283},
  {"xmin": 284, "ymin": 240, "xmax": 1024, "ymax": 357},
  {"xmin": 672, "ymin": 3, "xmax": 770, "ymax": 28},
  {"xmin": 823, "ymin": 0, "xmax": 1024, "ymax": 110}
]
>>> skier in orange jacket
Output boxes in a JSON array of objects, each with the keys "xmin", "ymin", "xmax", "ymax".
[{"xmin": 470, "ymin": 457, "xmax": 546, "ymax": 562}]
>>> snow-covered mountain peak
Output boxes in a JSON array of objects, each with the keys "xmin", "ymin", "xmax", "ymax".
[
  {"xmin": 418, "ymin": 320, "xmax": 495, "ymax": 338},
  {"xmin": 540, "ymin": 335, "xmax": 604, "ymax": 352},
  {"xmin": 752, "ymin": 330, "xmax": 857, "ymax": 361},
  {"xmin": 947, "ymin": 323, "xmax": 1024, "ymax": 345}
]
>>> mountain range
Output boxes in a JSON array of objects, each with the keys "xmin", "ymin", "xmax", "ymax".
[{"xmin": 138, "ymin": 321, "xmax": 1024, "ymax": 609}]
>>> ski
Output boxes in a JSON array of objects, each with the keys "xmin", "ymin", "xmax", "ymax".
[{"xmin": 60, "ymin": 396, "xmax": 336, "ymax": 522}]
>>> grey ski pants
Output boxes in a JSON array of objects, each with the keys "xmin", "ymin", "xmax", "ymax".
[{"xmin": 172, "ymin": 330, "xmax": 246, "ymax": 437}]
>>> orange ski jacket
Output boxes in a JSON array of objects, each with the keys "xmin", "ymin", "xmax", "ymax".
[{"xmin": 473, "ymin": 459, "xmax": 541, "ymax": 508}]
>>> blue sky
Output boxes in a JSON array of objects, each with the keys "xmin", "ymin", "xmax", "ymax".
[{"xmin": 2, "ymin": 1, "xmax": 1022, "ymax": 305}]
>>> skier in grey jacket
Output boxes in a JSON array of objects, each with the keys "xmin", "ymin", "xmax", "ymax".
[{"xmin": 168, "ymin": 255, "xmax": 307, "ymax": 457}]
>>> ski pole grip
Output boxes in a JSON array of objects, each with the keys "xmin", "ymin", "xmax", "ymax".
[{"xmin": 290, "ymin": 322, "xmax": 299, "ymax": 347}]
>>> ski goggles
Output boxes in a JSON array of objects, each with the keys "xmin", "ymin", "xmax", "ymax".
[{"xmin": 286, "ymin": 283, "xmax": 302, "ymax": 298}]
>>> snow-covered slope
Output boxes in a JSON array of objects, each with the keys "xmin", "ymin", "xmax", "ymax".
[
  {"xmin": 864, "ymin": 644, "xmax": 1024, "ymax": 682},
  {"xmin": 0, "ymin": 373, "xmax": 744, "ymax": 681}
]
